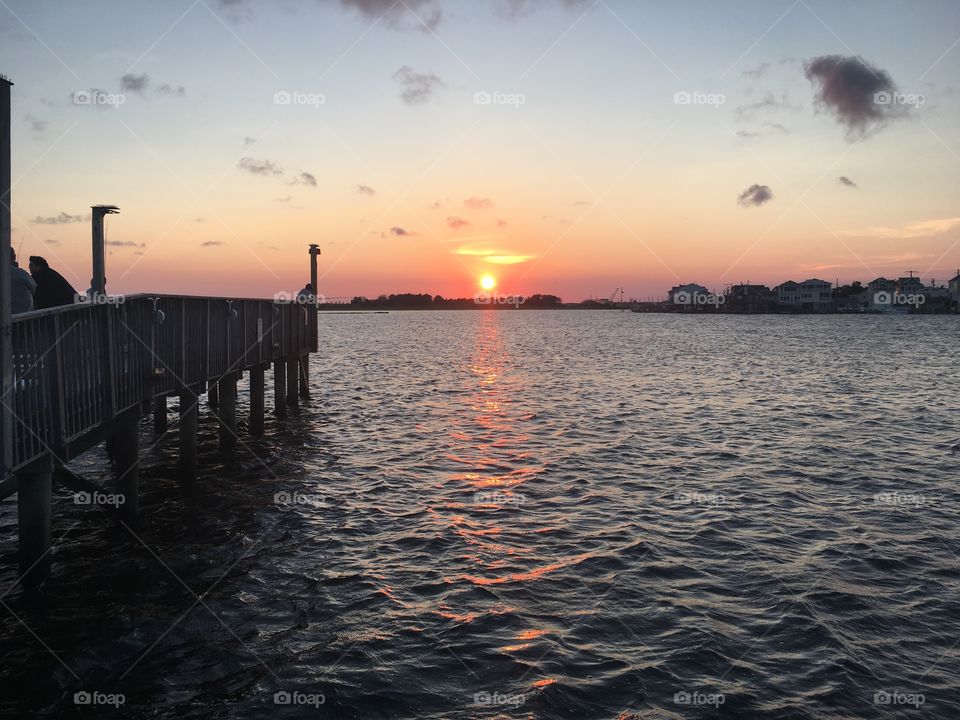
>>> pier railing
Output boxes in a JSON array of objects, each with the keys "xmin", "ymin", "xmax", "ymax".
[{"xmin": 7, "ymin": 294, "xmax": 312, "ymax": 471}]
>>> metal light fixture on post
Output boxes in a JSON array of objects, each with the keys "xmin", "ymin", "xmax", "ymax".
[{"xmin": 91, "ymin": 204, "xmax": 119, "ymax": 296}]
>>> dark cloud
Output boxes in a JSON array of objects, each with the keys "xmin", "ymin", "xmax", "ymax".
[
  {"xmin": 838, "ymin": 176, "xmax": 858, "ymax": 188},
  {"xmin": 464, "ymin": 196, "xmax": 493, "ymax": 209},
  {"xmin": 737, "ymin": 184, "xmax": 773, "ymax": 207},
  {"xmin": 447, "ymin": 216, "xmax": 470, "ymax": 229},
  {"xmin": 238, "ymin": 157, "xmax": 283, "ymax": 176},
  {"xmin": 32, "ymin": 211, "xmax": 87, "ymax": 225},
  {"xmin": 201, "ymin": 240, "xmax": 225, "ymax": 247},
  {"xmin": 120, "ymin": 73, "xmax": 150, "ymax": 95},
  {"xmin": 390, "ymin": 226, "xmax": 414, "ymax": 237},
  {"xmin": 356, "ymin": 184, "xmax": 376, "ymax": 196},
  {"xmin": 25, "ymin": 114, "xmax": 47, "ymax": 132},
  {"xmin": 393, "ymin": 66, "xmax": 444, "ymax": 105},
  {"xmin": 105, "ymin": 240, "xmax": 146, "ymax": 248},
  {"xmin": 339, "ymin": 0, "xmax": 442, "ymax": 31},
  {"xmin": 804, "ymin": 55, "xmax": 903, "ymax": 138}
]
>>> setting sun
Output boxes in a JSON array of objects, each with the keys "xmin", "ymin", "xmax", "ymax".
[{"xmin": 480, "ymin": 274, "xmax": 496, "ymax": 291}]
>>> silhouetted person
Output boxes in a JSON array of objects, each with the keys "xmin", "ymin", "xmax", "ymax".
[
  {"xmin": 28, "ymin": 256, "xmax": 77, "ymax": 309},
  {"xmin": 10, "ymin": 248, "xmax": 36, "ymax": 314},
  {"xmin": 297, "ymin": 283, "xmax": 314, "ymax": 302}
]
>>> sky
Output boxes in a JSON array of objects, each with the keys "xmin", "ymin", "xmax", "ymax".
[{"xmin": 1, "ymin": 0, "xmax": 959, "ymax": 301}]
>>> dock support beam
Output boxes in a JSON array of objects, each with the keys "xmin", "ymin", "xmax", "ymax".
[
  {"xmin": 250, "ymin": 365, "xmax": 265, "ymax": 437},
  {"xmin": 286, "ymin": 355, "xmax": 299, "ymax": 409},
  {"xmin": 179, "ymin": 386, "xmax": 198, "ymax": 483},
  {"xmin": 218, "ymin": 373, "xmax": 237, "ymax": 451},
  {"xmin": 207, "ymin": 380, "xmax": 219, "ymax": 409},
  {"xmin": 113, "ymin": 421, "xmax": 139, "ymax": 522},
  {"xmin": 299, "ymin": 355, "xmax": 310, "ymax": 398},
  {"xmin": 17, "ymin": 455, "xmax": 52, "ymax": 588},
  {"xmin": 273, "ymin": 360, "xmax": 287, "ymax": 418},
  {"xmin": 153, "ymin": 396, "xmax": 168, "ymax": 434}
]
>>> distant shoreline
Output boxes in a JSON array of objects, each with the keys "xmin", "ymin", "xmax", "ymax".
[{"xmin": 316, "ymin": 304, "xmax": 958, "ymax": 315}]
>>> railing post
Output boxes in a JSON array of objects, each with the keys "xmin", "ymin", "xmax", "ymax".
[
  {"xmin": 179, "ymin": 385, "xmax": 198, "ymax": 483},
  {"xmin": 17, "ymin": 453, "xmax": 52, "ymax": 588}
]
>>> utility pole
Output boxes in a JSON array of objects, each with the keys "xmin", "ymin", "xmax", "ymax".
[
  {"xmin": 1, "ymin": 75, "xmax": 13, "ymax": 478},
  {"xmin": 91, "ymin": 205, "xmax": 119, "ymax": 295}
]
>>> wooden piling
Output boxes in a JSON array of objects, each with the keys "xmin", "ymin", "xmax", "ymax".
[
  {"xmin": 274, "ymin": 360, "xmax": 287, "ymax": 418},
  {"xmin": 113, "ymin": 421, "xmax": 139, "ymax": 522},
  {"xmin": 286, "ymin": 356, "xmax": 299, "ymax": 409},
  {"xmin": 17, "ymin": 454, "xmax": 52, "ymax": 588},
  {"xmin": 218, "ymin": 373, "xmax": 237, "ymax": 451},
  {"xmin": 250, "ymin": 364, "xmax": 265, "ymax": 437},
  {"xmin": 153, "ymin": 396, "xmax": 168, "ymax": 434},
  {"xmin": 208, "ymin": 380, "xmax": 219, "ymax": 408},
  {"xmin": 179, "ymin": 386, "xmax": 198, "ymax": 482},
  {"xmin": 299, "ymin": 355, "xmax": 310, "ymax": 398}
]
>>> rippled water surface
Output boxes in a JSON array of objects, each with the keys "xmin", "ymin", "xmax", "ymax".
[{"xmin": 1, "ymin": 311, "xmax": 959, "ymax": 719}]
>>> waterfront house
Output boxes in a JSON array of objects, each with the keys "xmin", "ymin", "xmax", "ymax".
[
  {"xmin": 667, "ymin": 283, "xmax": 711, "ymax": 304},
  {"xmin": 950, "ymin": 273, "xmax": 960, "ymax": 309},
  {"xmin": 775, "ymin": 279, "xmax": 832, "ymax": 311},
  {"xmin": 773, "ymin": 280, "xmax": 800, "ymax": 307},
  {"xmin": 724, "ymin": 283, "xmax": 776, "ymax": 312}
]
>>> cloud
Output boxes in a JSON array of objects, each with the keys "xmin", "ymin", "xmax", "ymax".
[
  {"xmin": 447, "ymin": 216, "xmax": 470, "ymax": 229},
  {"xmin": 120, "ymin": 73, "xmax": 150, "ymax": 94},
  {"xmin": 496, "ymin": 0, "xmax": 592, "ymax": 19},
  {"xmin": 734, "ymin": 91, "xmax": 799, "ymax": 120},
  {"xmin": 201, "ymin": 240, "xmax": 225, "ymax": 247},
  {"xmin": 497, "ymin": 219, "xmax": 508, "ymax": 227},
  {"xmin": 277, "ymin": 195, "xmax": 292, "ymax": 203},
  {"xmin": 737, "ymin": 184, "xmax": 773, "ymax": 207},
  {"xmin": 339, "ymin": 0, "xmax": 442, "ymax": 31},
  {"xmin": 32, "ymin": 211, "xmax": 87, "ymax": 224},
  {"xmin": 242, "ymin": 136, "xmax": 257, "ymax": 148},
  {"xmin": 289, "ymin": 171, "xmax": 317, "ymax": 186},
  {"xmin": 25, "ymin": 114, "xmax": 47, "ymax": 132},
  {"xmin": 390, "ymin": 226, "xmax": 415, "ymax": 237},
  {"xmin": 238, "ymin": 157, "xmax": 283, "ymax": 176},
  {"xmin": 105, "ymin": 240, "xmax": 146, "ymax": 248},
  {"xmin": 393, "ymin": 66, "xmax": 444, "ymax": 104},
  {"xmin": 736, "ymin": 121, "xmax": 790, "ymax": 140},
  {"xmin": 742, "ymin": 61, "xmax": 770, "ymax": 79},
  {"xmin": 850, "ymin": 217, "xmax": 960, "ymax": 239},
  {"xmin": 464, "ymin": 196, "xmax": 493, "ymax": 209},
  {"xmin": 804, "ymin": 55, "xmax": 905, "ymax": 139},
  {"xmin": 356, "ymin": 184, "xmax": 376, "ymax": 196},
  {"xmin": 484, "ymin": 254, "xmax": 535, "ymax": 265},
  {"xmin": 838, "ymin": 176, "xmax": 858, "ymax": 188},
  {"xmin": 195, "ymin": 217, "xmax": 206, "ymax": 223},
  {"xmin": 44, "ymin": 238, "xmax": 60, "ymax": 246}
]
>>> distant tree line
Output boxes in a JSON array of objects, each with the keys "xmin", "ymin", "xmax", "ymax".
[{"xmin": 341, "ymin": 293, "xmax": 564, "ymax": 309}]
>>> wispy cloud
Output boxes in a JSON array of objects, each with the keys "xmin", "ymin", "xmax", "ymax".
[
  {"xmin": 120, "ymin": 72, "xmax": 149, "ymax": 95},
  {"xmin": 464, "ymin": 196, "xmax": 493, "ymax": 209},
  {"xmin": 25, "ymin": 114, "xmax": 47, "ymax": 133},
  {"xmin": 447, "ymin": 216, "xmax": 470, "ymax": 229},
  {"xmin": 356, "ymin": 184, "xmax": 376, "ymax": 196},
  {"xmin": 32, "ymin": 211, "xmax": 87, "ymax": 224},
  {"xmin": 106, "ymin": 240, "xmax": 146, "ymax": 248},
  {"xmin": 201, "ymin": 240, "xmax": 225, "ymax": 247},
  {"xmin": 393, "ymin": 66, "xmax": 444, "ymax": 104},
  {"xmin": 838, "ymin": 176, "xmax": 858, "ymax": 188},
  {"xmin": 238, "ymin": 157, "xmax": 283, "ymax": 176},
  {"xmin": 389, "ymin": 226, "xmax": 415, "ymax": 237},
  {"xmin": 847, "ymin": 217, "xmax": 960, "ymax": 239}
]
